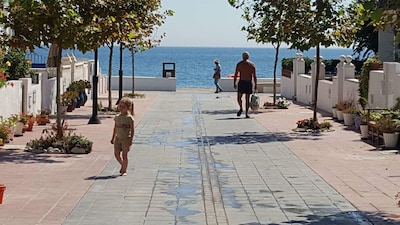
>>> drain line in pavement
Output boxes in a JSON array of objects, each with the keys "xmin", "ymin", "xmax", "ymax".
[{"xmin": 193, "ymin": 96, "xmax": 228, "ymax": 225}]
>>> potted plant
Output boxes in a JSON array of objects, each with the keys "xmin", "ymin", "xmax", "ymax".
[
  {"xmin": 23, "ymin": 114, "xmax": 35, "ymax": 132},
  {"xmin": 61, "ymin": 90, "xmax": 78, "ymax": 112},
  {"xmin": 68, "ymin": 80, "xmax": 91, "ymax": 107},
  {"xmin": 357, "ymin": 110, "xmax": 369, "ymax": 139},
  {"xmin": 336, "ymin": 99, "xmax": 353, "ymax": 122},
  {"xmin": 377, "ymin": 114, "xmax": 400, "ymax": 148},
  {"xmin": 0, "ymin": 116, "xmax": 17, "ymax": 143},
  {"xmin": 342, "ymin": 106, "xmax": 356, "ymax": 126},
  {"xmin": 12, "ymin": 113, "xmax": 28, "ymax": 136},
  {"xmin": 36, "ymin": 108, "xmax": 51, "ymax": 125},
  {"xmin": 335, "ymin": 101, "xmax": 345, "ymax": 121},
  {"xmin": 0, "ymin": 117, "xmax": 10, "ymax": 145},
  {"xmin": 332, "ymin": 104, "xmax": 338, "ymax": 119},
  {"xmin": 355, "ymin": 97, "xmax": 368, "ymax": 135}
]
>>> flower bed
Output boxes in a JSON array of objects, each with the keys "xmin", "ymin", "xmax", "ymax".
[{"xmin": 293, "ymin": 118, "xmax": 334, "ymax": 132}]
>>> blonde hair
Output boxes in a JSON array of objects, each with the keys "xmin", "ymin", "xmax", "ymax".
[{"xmin": 119, "ymin": 97, "xmax": 134, "ymax": 115}]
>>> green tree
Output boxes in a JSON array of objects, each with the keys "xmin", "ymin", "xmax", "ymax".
[
  {"xmin": 1, "ymin": 0, "xmax": 87, "ymax": 137},
  {"xmin": 230, "ymin": 0, "xmax": 358, "ymax": 122},
  {"xmin": 228, "ymin": 0, "xmax": 309, "ymax": 104},
  {"xmin": 358, "ymin": 0, "xmax": 400, "ymax": 61},
  {"xmin": 290, "ymin": 0, "xmax": 358, "ymax": 122},
  {"xmin": 88, "ymin": 0, "xmax": 172, "ymax": 108},
  {"xmin": 346, "ymin": 0, "xmax": 378, "ymax": 60},
  {"xmin": 3, "ymin": 48, "xmax": 31, "ymax": 80},
  {"xmin": 1, "ymin": 0, "xmax": 172, "ymax": 135},
  {"xmin": 352, "ymin": 20, "xmax": 378, "ymax": 60}
]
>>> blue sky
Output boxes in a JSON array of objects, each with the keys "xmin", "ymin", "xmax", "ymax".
[
  {"xmin": 159, "ymin": 0, "xmax": 353, "ymax": 48},
  {"xmin": 159, "ymin": 0, "xmax": 260, "ymax": 47}
]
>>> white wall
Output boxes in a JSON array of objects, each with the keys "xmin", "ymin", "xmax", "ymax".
[
  {"xmin": 316, "ymin": 80, "xmax": 333, "ymax": 113},
  {"xmin": 368, "ymin": 70, "xmax": 385, "ymax": 108},
  {"xmin": 219, "ymin": 78, "xmax": 280, "ymax": 93},
  {"xmin": 110, "ymin": 76, "xmax": 176, "ymax": 91},
  {"xmin": 296, "ymin": 74, "xmax": 312, "ymax": 105},
  {"xmin": 281, "ymin": 76, "xmax": 294, "ymax": 99},
  {"xmin": 20, "ymin": 77, "xmax": 42, "ymax": 115},
  {"xmin": 0, "ymin": 81, "xmax": 22, "ymax": 117}
]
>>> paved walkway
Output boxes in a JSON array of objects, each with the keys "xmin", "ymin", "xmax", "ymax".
[{"xmin": 1, "ymin": 90, "xmax": 400, "ymax": 225}]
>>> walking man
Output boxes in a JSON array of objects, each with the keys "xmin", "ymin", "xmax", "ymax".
[{"xmin": 233, "ymin": 51, "xmax": 257, "ymax": 118}]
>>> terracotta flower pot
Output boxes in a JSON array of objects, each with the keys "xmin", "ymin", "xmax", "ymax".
[
  {"xmin": 36, "ymin": 115, "xmax": 49, "ymax": 125},
  {"xmin": 0, "ymin": 184, "xmax": 6, "ymax": 204},
  {"xmin": 24, "ymin": 116, "xmax": 35, "ymax": 131}
]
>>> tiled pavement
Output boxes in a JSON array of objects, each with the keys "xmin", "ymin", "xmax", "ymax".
[{"xmin": 1, "ymin": 90, "xmax": 400, "ymax": 225}]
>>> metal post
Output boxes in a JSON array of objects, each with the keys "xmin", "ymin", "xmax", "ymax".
[
  {"xmin": 117, "ymin": 44, "xmax": 123, "ymax": 104},
  {"xmin": 131, "ymin": 48, "xmax": 135, "ymax": 95},
  {"xmin": 88, "ymin": 48, "xmax": 101, "ymax": 124}
]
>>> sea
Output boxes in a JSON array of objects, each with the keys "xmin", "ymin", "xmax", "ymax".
[{"xmin": 30, "ymin": 46, "xmax": 353, "ymax": 89}]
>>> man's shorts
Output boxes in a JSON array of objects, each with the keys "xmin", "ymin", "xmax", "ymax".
[{"xmin": 238, "ymin": 80, "xmax": 252, "ymax": 94}]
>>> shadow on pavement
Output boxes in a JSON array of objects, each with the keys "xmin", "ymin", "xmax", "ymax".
[
  {"xmin": 207, "ymin": 131, "xmax": 327, "ymax": 145},
  {"xmin": 202, "ymin": 109, "xmax": 265, "ymax": 116},
  {"xmin": 0, "ymin": 150, "xmax": 64, "ymax": 164},
  {"xmin": 85, "ymin": 175, "xmax": 120, "ymax": 180},
  {"xmin": 239, "ymin": 210, "xmax": 397, "ymax": 225}
]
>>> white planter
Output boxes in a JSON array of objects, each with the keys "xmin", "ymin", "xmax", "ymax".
[
  {"xmin": 343, "ymin": 113, "xmax": 354, "ymax": 126},
  {"xmin": 332, "ymin": 107, "xmax": 337, "ymax": 118},
  {"xmin": 14, "ymin": 122, "xmax": 24, "ymax": 137},
  {"xmin": 7, "ymin": 125, "xmax": 16, "ymax": 142},
  {"xmin": 336, "ymin": 110, "xmax": 344, "ymax": 121},
  {"xmin": 360, "ymin": 124, "xmax": 369, "ymax": 139},
  {"xmin": 383, "ymin": 133, "xmax": 399, "ymax": 148}
]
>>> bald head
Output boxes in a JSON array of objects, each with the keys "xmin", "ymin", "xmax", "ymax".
[{"xmin": 242, "ymin": 51, "xmax": 249, "ymax": 60}]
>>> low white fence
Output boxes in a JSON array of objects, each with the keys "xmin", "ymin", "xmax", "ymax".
[
  {"xmin": 0, "ymin": 54, "xmax": 175, "ymax": 119},
  {"xmin": 109, "ymin": 76, "xmax": 176, "ymax": 91},
  {"xmin": 281, "ymin": 54, "xmax": 400, "ymax": 114}
]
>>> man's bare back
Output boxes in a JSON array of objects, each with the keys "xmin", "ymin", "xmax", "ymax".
[
  {"xmin": 235, "ymin": 60, "xmax": 256, "ymax": 81},
  {"xmin": 233, "ymin": 51, "xmax": 257, "ymax": 118}
]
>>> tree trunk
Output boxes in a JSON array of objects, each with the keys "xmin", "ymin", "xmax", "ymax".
[
  {"xmin": 56, "ymin": 43, "xmax": 63, "ymax": 138},
  {"xmin": 272, "ymin": 43, "xmax": 280, "ymax": 104},
  {"xmin": 313, "ymin": 44, "xmax": 320, "ymax": 122}
]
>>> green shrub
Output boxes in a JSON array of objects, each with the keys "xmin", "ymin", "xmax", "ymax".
[
  {"xmin": 359, "ymin": 56, "xmax": 381, "ymax": 100},
  {"xmin": 281, "ymin": 57, "xmax": 313, "ymax": 73},
  {"xmin": 3, "ymin": 48, "xmax": 31, "ymax": 80}
]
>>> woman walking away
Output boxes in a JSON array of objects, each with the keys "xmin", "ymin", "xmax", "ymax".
[
  {"xmin": 213, "ymin": 59, "xmax": 223, "ymax": 93},
  {"xmin": 111, "ymin": 97, "xmax": 134, "ymax": 176}
]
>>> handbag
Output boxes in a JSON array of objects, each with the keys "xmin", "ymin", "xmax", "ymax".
[{"xmin": 250, "ymin": 92, "xmax": 260, "ymax": 111}]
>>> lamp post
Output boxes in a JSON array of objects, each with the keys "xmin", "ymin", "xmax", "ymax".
[
  {"xmin": 88, "ymin": 48, "xmax": 101, "ymax": 124},
  {"xmin": 131, "ymin": 47, "xmax": 135, "ymax": 95},
  {"xmin": 117, "ymin": 43, "xmax": 123, "ymax": 104}
]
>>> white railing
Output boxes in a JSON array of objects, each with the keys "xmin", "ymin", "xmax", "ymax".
[
  {"xmin": 281, "ymin": 54, "xmax": 400, "ymax": 114},
  {"xmin": 0, "ymin": 54, "xmax": 176, "ymax": 119}
]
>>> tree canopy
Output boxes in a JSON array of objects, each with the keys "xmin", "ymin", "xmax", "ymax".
[
  {"xmin": 0, "ymin": 0, "xmax": 172, "ymax": 136},
  {"xmin": 229, "ymin": 0, "xmax": 359, "ymax": 122}
]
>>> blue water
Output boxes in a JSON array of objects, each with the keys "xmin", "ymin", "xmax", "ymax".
[{"xmin": 30, "ymin": 46, "xmax": 353, "ymax": 88}]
